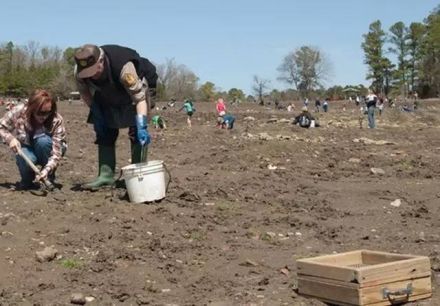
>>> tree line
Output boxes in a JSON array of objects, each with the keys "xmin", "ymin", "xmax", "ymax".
[
  {"xmin": 362, "ymin": 5, "xmax": 440, "ymax": 98},
  {"xmin": 0, "ymin": 5, "xmax": 438, "ymax": 102},
  {"xmin": 0, "ymin": 41, "xmax": 77, "ymax": 99}
]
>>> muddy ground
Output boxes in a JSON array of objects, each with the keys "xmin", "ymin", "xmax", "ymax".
[{"xmin": 0, "ymin": 99, "xmax": 440, "ymax": 306}]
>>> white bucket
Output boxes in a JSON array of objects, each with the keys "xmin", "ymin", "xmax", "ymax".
[
  {"xmin": 310, "ymin": 120, "xmax": 316, "ymax": 128},
  {"xmin": 121, "ymin": 160, "xmax": 168, "ymax": 203}
]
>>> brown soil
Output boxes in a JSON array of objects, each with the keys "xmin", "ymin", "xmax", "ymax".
[{"xmin": 0, "ymin": 99, "xmax": 439, "ymax": 305}]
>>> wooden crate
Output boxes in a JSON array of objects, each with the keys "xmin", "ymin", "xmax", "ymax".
[{"xmin": 297, "ymin": 250, "xmax": 432, "ymax": 306}]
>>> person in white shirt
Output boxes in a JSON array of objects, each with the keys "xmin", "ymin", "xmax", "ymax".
[{"xmin": 366, "ymin": 90, "xmax": 378, "ymax": 128}]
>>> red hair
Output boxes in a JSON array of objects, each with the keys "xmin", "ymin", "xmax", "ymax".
[{"xmin": 25, "ymin": 89, "xmax": 57, "ymax": 131}]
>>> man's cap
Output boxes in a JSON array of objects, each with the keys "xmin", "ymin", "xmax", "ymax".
[
  {"xmin": 74, "ymin": 44, "xmax": 101, "ymax": 78},
  {"xmin": 302, "ymin": 106, "xmax": 308, "ymax": 112}
]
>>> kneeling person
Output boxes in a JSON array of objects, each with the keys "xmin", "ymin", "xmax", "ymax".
[
  {"xmin": 220, "ymin": 114, "xmax": 235, "ymax": 129},
  {"xmin": 292, "ymin": 107, "xmax": 316, "ymax": 128},
  {"xmin": 152, "ymin": 115, "xmax": 166, "ymax": 129},
  {"xmin": 0, "ymin": 89, "xmax": 67, "ymax": 189}
]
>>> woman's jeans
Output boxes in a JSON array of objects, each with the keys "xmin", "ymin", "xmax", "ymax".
[
  {"xmin": 368, "ymin": 106, "xmax": 376, "ymax": 128},
  {"xmin": 15, "ymin": 134, "xmax": 66, "ymax": 185}
]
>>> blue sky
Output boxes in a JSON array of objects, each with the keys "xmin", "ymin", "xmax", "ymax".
[{"xmin": 1, "ymin": 0, "xmax": 438, "ymax": 94}]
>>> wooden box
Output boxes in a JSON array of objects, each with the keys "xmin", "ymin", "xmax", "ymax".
[{"xmin": 297, "ymin": 250, "xmax": 432, "ymax": 306}]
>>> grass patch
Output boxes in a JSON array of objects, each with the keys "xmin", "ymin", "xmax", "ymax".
[
  {"xmin": 398, "ymin": 159, "xmax": 413, "ymax": 170},
  {"xmin": 189, "ymin": 230, "xmax": 207, "ymax": 241},
  {"xmin": 60, "ymin": 258, "xmax": 82, "ymax": 269},
  {"xmin": 215, "ymin": 200, "xmax": 240, "ymax": 218}
]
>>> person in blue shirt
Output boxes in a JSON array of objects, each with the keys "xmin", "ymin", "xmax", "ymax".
[
  {"xmin": 218, "ymin": 114, "xmax": 235, "ymax": 129},
  {"xmin": 178, "ymin": 99, "xmax": 195, "ymax": 128}
]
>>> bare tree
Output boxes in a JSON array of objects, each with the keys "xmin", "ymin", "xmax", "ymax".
[
  {"xmin": 156, "ymin": 58, "xmax": 198, "ymax": 100},
  {"xmin": 12, "ymin": 47, "xmax": 27, "ymax": 71},
  {"xmin": 50, "ymin": 66, "xmax": 76, "ymax": 98},
  {"xmin": 24, "ymin": 41, "xmax": 40, "ymax": 68},
  {"xmin": 278, "ymin": 46, "xmax": 331, "ymax": 97},
  {"xmin": 170, "ymin": 64, "xmax": 198, "ymax": 99},
  {"xmin": 252, "ymin": 75, "xmax": 270, "ymax": 105},
  {"xmin": 157, "ymin": 58, "xmax": 177, "ymax": 90},
  {"xmin": 277, "ymin": 51, "xmax": 300, "ymax": 89}
]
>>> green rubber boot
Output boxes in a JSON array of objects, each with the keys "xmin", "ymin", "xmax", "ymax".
[
  {"xmin": 131, "ymin": 143, "xmax": 148, "ymax": 164},
  {"xmin": 83, "ymin": 145, "xmax": 116, "ymax": 190}
]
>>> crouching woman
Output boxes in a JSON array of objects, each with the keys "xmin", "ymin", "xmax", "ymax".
[{"xmin": 0, "ymin": 89, "xmax": 67, "ymax": 189}]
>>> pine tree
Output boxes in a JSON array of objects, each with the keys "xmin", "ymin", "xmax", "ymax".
[{"xmin": 361, "ymin": 20, "xmax": 390, "ymax": 94}]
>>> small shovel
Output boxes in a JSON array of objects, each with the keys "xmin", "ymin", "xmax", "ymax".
[{"xmin": 17, "ymin": 148, "xmax": 54, "ymax": 194}]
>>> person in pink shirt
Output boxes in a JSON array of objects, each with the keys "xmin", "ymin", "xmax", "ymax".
[
  {"xmin": 216, "ymin": 98, "xmax": 226, "ymax": 116},
  {"xmin": 216, "ymin": 98, "xmax": 226, "ymax": 128}
]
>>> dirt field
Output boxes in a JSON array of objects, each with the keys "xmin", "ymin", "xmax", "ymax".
[{"xmin": 0, "ymin": 99, "xmax": 439, "ymax": 306}]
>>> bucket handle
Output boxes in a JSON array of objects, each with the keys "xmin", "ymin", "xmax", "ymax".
[{"xmin": 163, "ymin": 163, "xmax": 172, "ymax": 193}]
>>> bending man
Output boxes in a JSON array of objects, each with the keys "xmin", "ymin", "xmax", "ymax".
[{"xmin": 74, "ymin": 44, "xmax": 158, "ymax": 189}]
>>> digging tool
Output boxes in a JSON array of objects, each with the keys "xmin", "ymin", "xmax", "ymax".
[{"xmin": 17, "ymin": 148, "xmax": 54, "ymax": 192}]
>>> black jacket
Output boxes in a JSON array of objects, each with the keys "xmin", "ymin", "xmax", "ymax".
[{"xmin": 88, "ymin": 45, "xmax": 157, "ymax": 128}]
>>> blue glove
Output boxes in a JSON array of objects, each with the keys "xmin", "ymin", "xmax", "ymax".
[{"xmin": 136, "ymin": 115, "xmax": 151, "ymax": 145}]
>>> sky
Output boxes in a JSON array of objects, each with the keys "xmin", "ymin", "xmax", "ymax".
[{"xmin": 1, "ymin": 0, "xmax": 439, "ymax": 95}]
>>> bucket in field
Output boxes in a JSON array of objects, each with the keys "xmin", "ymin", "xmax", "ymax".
[
  {"xmin": 310, "ymin": 120, "xmax": 315, "ymax": 128},
  {"xmin": 121, "ymin": 160, "xmax": 168, "ymax": 203}
]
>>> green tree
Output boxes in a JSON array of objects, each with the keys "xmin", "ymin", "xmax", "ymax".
[
  {"xmin": 63, "ymin": 47, "xmax": 76, "ymax": 66},
  {"xmin": 227, "ymin": 88, "xmax": 245, "ymax": 103},
  {"xmin": 419, "ymin": 6, "xmax": 440, "ymax": 96},
  {"xmin": 326, "ymin": 85, "xmax": 344, "ymax": 100},
  {"xmin": 198, "ymin": 81, "xmax": 216, "ymax": 101},
  {"xmin": 0, "ymin": 41, "xmax": 77, "ymax": 97},
  {"xmin": 407, "ymin": 22, "xmax": 425, "ymax": 92},
  {"xmin": 388, "ymin": 21, "xmax": 409, "ymax": 97},
  {"xmin": 362, "ymin": 20, "xmax": 389, "ymax": 94},
  {"xmin": 5, "ymin": 41, "xmax": 14, "ymax": 73}
]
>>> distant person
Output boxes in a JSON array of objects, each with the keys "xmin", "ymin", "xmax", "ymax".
[
  {"xmin": 377, "ymin": 98, "xmax": 384, "ymax": 116},
  {"xmin": 366, "ymin": 90, "xmax": 377, "ymax": 128},
  {"xmin": 0, "ymin": 89, "xmax": 67, "ymax": 190},
  {"xmin": 167, "ymin": 98, "xmax": 176, "ymax": 108},
  {"xmin": 274, "ymin": 99, "xmax": 284, "ymax": 110},
  {"xmin": 292, "ymin": 107, "xmax": 317, "ymax": 128},
  {"xmin": 401, "ymin": 104, "xmax": 414, "ymax": 112},
  {"xmin": 287, "ymin": 102, "xmax": 295, "ymax": 112},
  {"xmin": 315, "ymin": 99, "xmax": 321, "ymax": 112},
  {"xmin": 389, "ymin": 98, "xmax": 395, "ymax": 108},
  {"xmin": 151, "ymin": 115, "xmax": 166, "ymax": 129},
  {"xmin": 355, "ymin": 95, "xmax": 360, "ymax": 106},
  {"xmin": 216, "ymin": 98, "xmax": 226, "ymax": 116},
  {"xmin": 178, "ymin": 98, "xmax": 195, "ymax": 128},
  {"xmin": 322, "ymin": 99, "xmax": 329, "ymax": 113},
  {"xmin": 413, "ymin": 93, "xmax": 419, "ymax": 110},
  {"xmin": 303, "ymin": 98, "xmax": 309, "ymax": 107},
  {"xmin": 358, "ymin": 104, "xmax": 368, "ymax": 129},
  {"xmin": 218, "ymin": 113, "xmax": 235, "ymax": 129}
]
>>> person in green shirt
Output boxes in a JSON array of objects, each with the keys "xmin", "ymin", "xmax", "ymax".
[
  {"xmin": 178, "ymin": 99, "xmax": 195, "ymax": 128},
  {"xmin": 151, "ymin": 115, "xmax": 166, "ymax": 129}
]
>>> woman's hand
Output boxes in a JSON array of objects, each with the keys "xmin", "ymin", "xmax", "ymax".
[
  {"xmin": 9, "ymin": 138, "xmax": 21, "ymax": 153},
  {"xmin": 35, "ymin": 169, "xmax": 48, "ymax": 182}
]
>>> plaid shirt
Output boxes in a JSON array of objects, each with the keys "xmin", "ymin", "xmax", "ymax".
[{"xmin": 0, "ymin": 103, "xmax": 67, "ymax": 176}]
